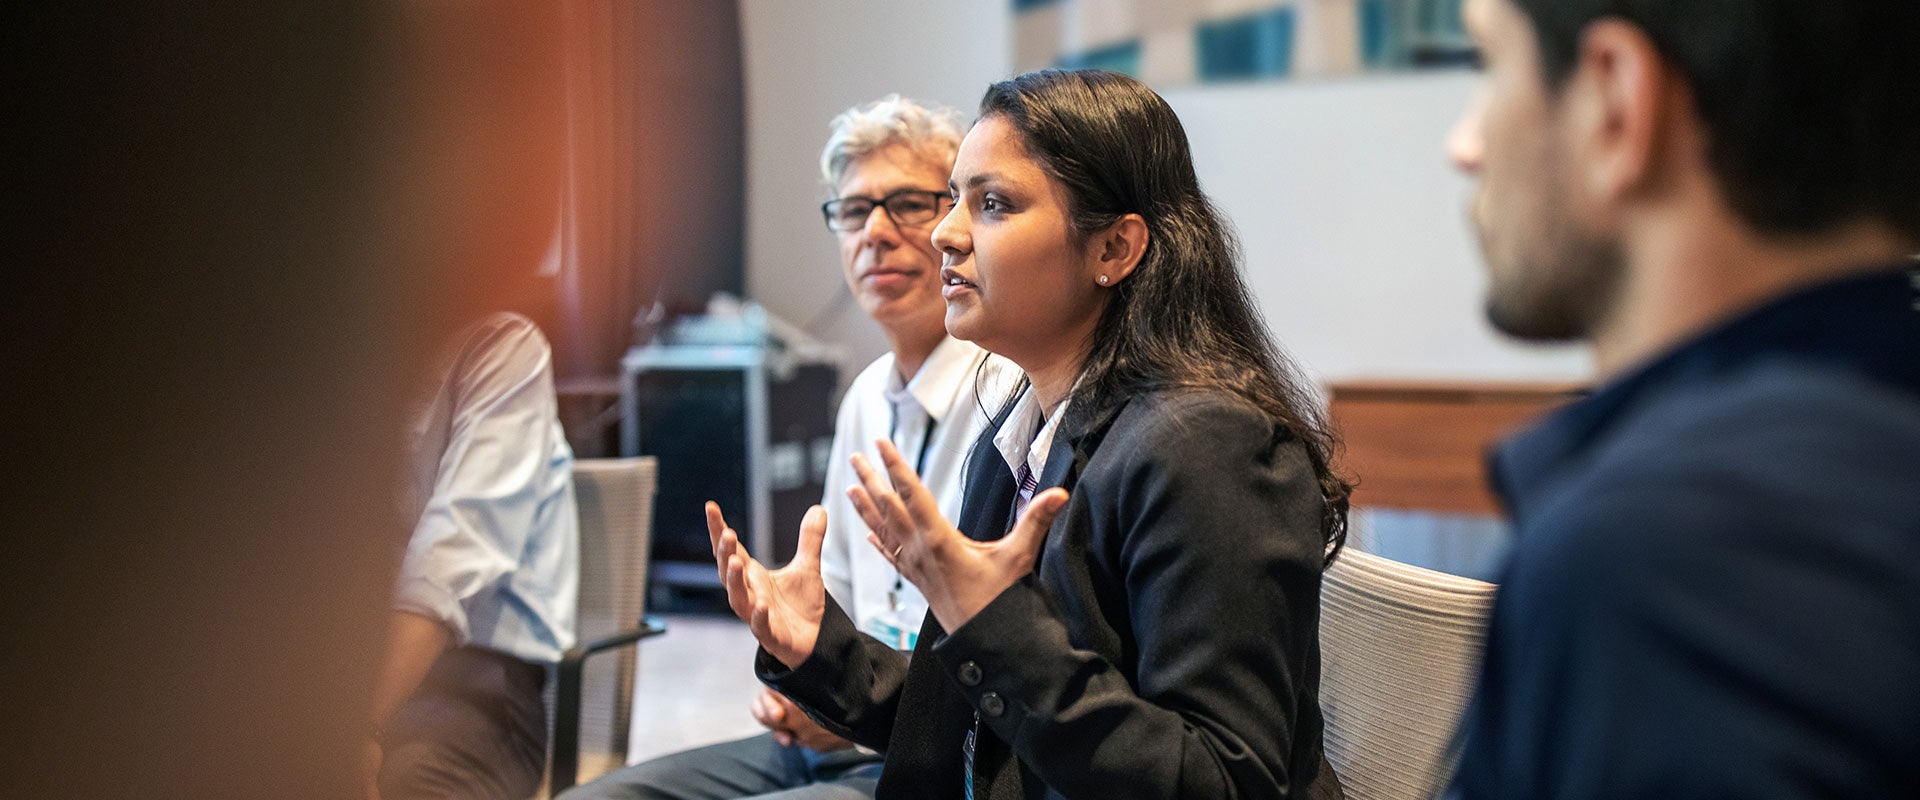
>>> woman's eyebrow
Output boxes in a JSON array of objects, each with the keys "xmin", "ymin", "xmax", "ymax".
[{"xmin": 953, "ymin": 172, "xmax": 1014, "ymax": 194}]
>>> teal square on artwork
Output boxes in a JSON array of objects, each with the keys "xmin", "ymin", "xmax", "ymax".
[
  {"xmin": 1410, "ymin": 0, "xmax": 1476, "ymax": 64},
  {"xmin": 1363, "ymin": 0, "xmax": 1475, "ymax": 68},
  {"xmin": 1419, "ymin": 0, "xmax": 1466, "ymax": 38},
  {"xmin": 1360, "ymin": 0, "xmax": 1402, "ymax": 68},
  {"xmin": 1058, "ymin": 40, "xmax": 1142, "ymax": 76},
  {"xmin": 1196, "ymin": 7, "xmax": 1297, "ymax": 81}
]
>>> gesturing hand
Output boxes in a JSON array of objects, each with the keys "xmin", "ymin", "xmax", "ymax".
[
  {"xmin": 707, "ymin": 501, "xmax": 827, "ymax": 669},
  {"xmin": 847, "ymin": 439, "xmax": 1067, "ymax": 632}
]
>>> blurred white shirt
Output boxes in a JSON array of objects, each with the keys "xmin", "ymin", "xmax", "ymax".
[{"xmin": 397, "ymin": 312, "xmax": 578, "ymax": 664}]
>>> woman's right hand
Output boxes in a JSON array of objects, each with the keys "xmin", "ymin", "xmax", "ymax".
[{"xmin": 706, "ymin": 501, "xmax": 827, "ymax": 669}]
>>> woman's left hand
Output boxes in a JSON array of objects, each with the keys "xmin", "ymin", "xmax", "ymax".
[{"xmin": 848, "ymin": 439, "xmax": 1068, "ymax": 632}]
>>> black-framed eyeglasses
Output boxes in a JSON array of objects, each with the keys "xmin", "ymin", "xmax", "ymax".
[{"xmin": 821, "ymin": 189, "xmax": 953, "ymax": 232}]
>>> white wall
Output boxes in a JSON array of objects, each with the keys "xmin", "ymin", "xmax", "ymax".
[
  {"xmin": 1168, "ymin": 73, "xmax": 1590, "ymax": 382},
  {"xmin": 740, "ymin": 3, "xmax": 1590, "ymax": 385}
]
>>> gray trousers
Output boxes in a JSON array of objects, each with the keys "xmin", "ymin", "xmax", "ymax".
[
  {"xmin": 557, "ymin": 732, "xmax": 882, "ymax": 800},
  {"xmin": 379, "ymin": 646, "xmax": 548, "ymax": 800}
]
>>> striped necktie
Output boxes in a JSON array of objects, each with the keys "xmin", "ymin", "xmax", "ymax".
[{"xmin": 1011, "ymin": 461, "xmax": 1039, "ymax": 521}]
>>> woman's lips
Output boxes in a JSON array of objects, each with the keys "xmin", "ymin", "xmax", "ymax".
[{"xmin": 939, "ymin": 266, "xmax": 977, "ymax": 300}]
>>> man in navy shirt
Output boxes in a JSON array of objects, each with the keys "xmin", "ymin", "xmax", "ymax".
[{"xmin": 1444, "ymin": 0, "xmax": 1920, "ymax": 796}]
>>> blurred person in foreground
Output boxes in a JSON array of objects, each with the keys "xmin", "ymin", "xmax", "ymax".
[
  {"xmin": 368, "ymin": 311, "xmax": 579, "ymax": 800},
  {"xmin": 1445, "ymin": 0, "xmax": 1920, "ymax": 796},
  {"xmin": 362, "ymin": 4, "xmax": 576, "ymax": 797},
  {"xmin": 562, "ymin": 96, "xmax": 1006, "ymax": 800}
]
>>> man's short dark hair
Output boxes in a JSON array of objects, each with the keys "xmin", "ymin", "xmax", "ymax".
[{"xmin": 1512, "ymin": 0, "xmax": 1920, "ymax": 242}]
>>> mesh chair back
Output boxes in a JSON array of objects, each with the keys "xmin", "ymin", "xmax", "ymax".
[
  {"xmin": 560, "ymin": 457, "xmax": 657, "ymax": 763},
  {"xmin": 1319, "ymin": 547, "xmax": 1496, "ymax": 800}
]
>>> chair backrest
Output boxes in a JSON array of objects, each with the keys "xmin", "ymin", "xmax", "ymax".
[
  {"xmin": 1319, "ymin": 547, "xmax": 1497, "ymax": 800},
  {"xmin": 565, "ymin": 457, "xmax": 658, "ymax": 764}
]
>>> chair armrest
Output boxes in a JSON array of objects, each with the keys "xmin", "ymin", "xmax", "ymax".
[{"xmin": 550, "ymin": 615, "xmax": 669, "ymax": 793}]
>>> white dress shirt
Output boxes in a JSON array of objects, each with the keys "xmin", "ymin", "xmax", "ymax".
[
  {"xmin": 991, "ymin": 383, "xmax": 1071, "ymax": 500},
  {"xmin": 818, "ymin": 336, "xmax": 1016, "ymax": 650},
  {"xmin": 398, "ymin": 312, "xmax": 579, "ymax": 665}
]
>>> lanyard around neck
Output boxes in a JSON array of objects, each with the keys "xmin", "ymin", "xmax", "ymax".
[
  {"xmin": 886, "ymin": 401, "xmax": 938, "ymax": 607},
  {"xmin": 888, "ymin": 397, "xmax": 938, "ymax": 478}
]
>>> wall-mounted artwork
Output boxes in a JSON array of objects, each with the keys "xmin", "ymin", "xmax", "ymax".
[{"xmin": 1013, "ymin": 0, "xmax": 1474, "ymax": 84}]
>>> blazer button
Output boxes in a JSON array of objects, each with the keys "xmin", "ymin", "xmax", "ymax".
[
  {"xmin": 958, "ymin": 661, "xmax": 983, "ymax": 687},
  {"xmin": 980, "ymin": 691, "xmax": 1006, "ymax": 717}
]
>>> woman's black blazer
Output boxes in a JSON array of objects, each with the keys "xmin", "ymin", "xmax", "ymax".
[{"xmin": 759, "ymin": 388, "xmax": 1343, "ymax": 799}]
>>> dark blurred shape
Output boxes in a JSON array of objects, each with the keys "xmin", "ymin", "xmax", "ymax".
[
  {"xmin": 551, "ymin": 0, "xmax": 745, "ymax": 381},
  {"xmin": 621, "ymin": 322, "xmax": 839, "ymax": 595},
  {"xmin": 0, "ymin": 1, "xmax": 568, "ymax": 796}
]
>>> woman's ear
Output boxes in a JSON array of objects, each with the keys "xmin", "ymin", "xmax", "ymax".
[{"xmin": 1091, "ymin": 213, "xmax": 1149, "ymax": 287}]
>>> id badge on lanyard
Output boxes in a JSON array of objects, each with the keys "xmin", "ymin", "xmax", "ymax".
[{"xmin": 865, "ymin": 601, "xmax": 923, "ymax": 652}]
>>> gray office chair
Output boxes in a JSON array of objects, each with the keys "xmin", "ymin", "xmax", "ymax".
[
  {"xmin": 550, "ymin": 457, "xmax": 667, "ymax": 793},
  {"xmin": 1319, "ymin": 547, "xmax": 1497, "ymax": 800}
]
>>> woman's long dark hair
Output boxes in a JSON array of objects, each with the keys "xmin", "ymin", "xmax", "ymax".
[{"xmin": 980, "ymin": 69, "xmax": 1350, "ymax": 561}]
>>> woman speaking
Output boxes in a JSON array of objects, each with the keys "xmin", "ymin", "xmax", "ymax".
[{"xmin": 707, "ymin": 69, "xmax": 1349, "ymax": 800}]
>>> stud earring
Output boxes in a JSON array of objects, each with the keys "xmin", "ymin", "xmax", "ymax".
[{"xmin": 1098, "ymin": 274, "xmax": 1110, "ymax": 286}]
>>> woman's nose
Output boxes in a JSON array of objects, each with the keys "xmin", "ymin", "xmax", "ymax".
[{"xmin": 931, "ymin": 203, "xmax": 968, "ymax": 255}]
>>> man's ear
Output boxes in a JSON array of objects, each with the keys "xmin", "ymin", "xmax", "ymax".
[
  {"xmin": 1091, "ymin": 213, "xmax": 1149, "ymax": 286},
  {"xmin": 1567, "ymin": 18, "xmax": 1676, "ymax": 204}
]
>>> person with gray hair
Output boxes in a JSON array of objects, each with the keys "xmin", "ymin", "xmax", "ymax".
[
  {"xmin": 560, "ymin": 94, "xmax": 1004, "ymax": 800},
  {"xmin": 819, "ymin": 93, "xmax": 964, "ymax": 188}
]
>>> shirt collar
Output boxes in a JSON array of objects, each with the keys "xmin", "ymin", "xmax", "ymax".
[
  {"xmin": 882, "ymin": 336, "xmax": 980, "ymax": 424},
  {"xmin": 992, "ymin": 385, "xmax": 1071, "ymax": 479},
  {"xmin": 1492, "ymin": 260, "xmax": 1920, "ymax": 521}
]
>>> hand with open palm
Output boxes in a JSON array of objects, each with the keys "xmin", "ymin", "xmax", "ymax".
[
  {"xmin": 847, "ymin": 439, "xmax": 1068, "ymax": 632},
  {"xmin": 706, "ymin": 501, "xmax": 828, "ymax": 669}
]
